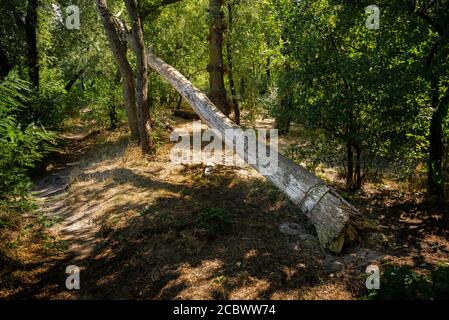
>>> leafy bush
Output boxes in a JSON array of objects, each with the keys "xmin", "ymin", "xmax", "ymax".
[
  {"xmin": 285, "ymin": 131, "xmax": 345, "ymax": 173},
  {"xmin": 0, "ymin": 73, "xmax": 55, "ymax": 202},
  {"xmin": 367, "ymin": 264, "xmax": 449, "ymax": 300}
]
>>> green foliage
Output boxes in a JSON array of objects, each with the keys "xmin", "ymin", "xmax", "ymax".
[
  {"xmin": 197, "ymin": 207, "xmax": 232, "ymax": 236},
  {"xmin": 285, "ymin": 131, "xmax": 345, "ymax": 173},
  {"xmin": 269, "ymin": 0, "xmax": 449, "ymax": 189},
  {"xmin": 0, "ymin": 73, "xmax": 56, "ymax": 202},
  {"xmin": 367, "ymin": 264, "xmax": 449, "ymax": 300}
]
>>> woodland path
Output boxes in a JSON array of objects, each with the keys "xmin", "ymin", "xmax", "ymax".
[{"xmin": 32, "ymin": 127, "xmax": 104, "ymax": 263}]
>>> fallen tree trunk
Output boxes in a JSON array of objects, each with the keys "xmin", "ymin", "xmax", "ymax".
[{"xmin": 147, "ymin": 50, "xmax": 365, "ymax": 253}]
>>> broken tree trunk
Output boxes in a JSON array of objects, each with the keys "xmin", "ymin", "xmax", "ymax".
[{"xmin": 147, "ymin": 50, "xmax": 365, "ymax": 253}]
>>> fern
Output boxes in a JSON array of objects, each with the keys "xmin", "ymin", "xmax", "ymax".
[{"xmin": 0, "ymin": 73, "xmax": 56, "ymax": 202}]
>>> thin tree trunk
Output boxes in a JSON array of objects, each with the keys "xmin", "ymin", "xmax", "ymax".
[
  {"xmin": 108, "ymin": 104, "xmax": 118, "ymax": 130},
  {"xmin": 96, "ymin": 0, "xmax": 139, "ymax": 141},
  {"xmin": 417, "ymin": 9, "xmax": 448, "ymax": 199},
  {"xmin": 261, "ymin": 56, "xmax": 271, "ymax": 95},
  {"xmin": 266, "ymin": 56, "xmax": 271, "ymax": 84},
  {"xmin": 428, "ymin": 87, "xmax": 449, "ymax": 198},
  {"xmin": 25, "ymin": 0, "xmax": 39, "ymax": 89},
  {"xmin": 354, "ymin": 143, "xmax": 362, "ymax": 189},
  {"xmin": 148, "ymin": 51, "xmax": 366, "ymax": 253},
  {"xmin": 176, "ymin": 94, "xmax": 183, "ymax": 109},
  {"xmin": 226, "ymin": 2, "xmax": 240, "ymax": 125},
  {"xmin": 207, "ymin": 0, "xmax": 229, "ymax": 115},
  {"xmin": 124, "ymin": 0, "xmax": 153, "ymax": 153},
  {"xmin": 65, "ymin": 68, "xmax": 85, "ymax": 92},
  {"xmin": 0, "ymin": 45, "xmax": 12, "ymax": 78},
  {"xmin": 276, "ymin": 94, "xmax": 291, "ymax": 135},
  {"xmin": 346, "ymin": 141, "xmax": 354, "ymax": 187}
]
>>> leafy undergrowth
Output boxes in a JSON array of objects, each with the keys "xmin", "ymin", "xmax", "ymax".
[{"xmin": 364, "ymin": 264, "xmax": 449, "ymax": 300}]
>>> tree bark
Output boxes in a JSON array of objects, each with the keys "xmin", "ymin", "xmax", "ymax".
[
  {"xmin": 148, "ymin": 51, "xmax": 365, "ymax": 253},
  {"xmin": 417, "ymin": 7, "xmax": 448, "ymax": 199},
  {"xmin": 275, "ymin": 94, "xmax": 292, "ymax": 135},
  {"xmin": 25, "ymin": 0, "xmax": 39, "ymax": 89},
  {"xmin": 346, "ymin": 141, "xmax": 354, "ymax": 187},
  {"xmin": 428, "ymin": 87, "xmax": 449, "ymax": 197},
  {"xmin": 354, "ymin": 143, "xmax": 362, "ymax": 189},
  {"xmin": 124, "ymin": 0, "xmax": 153, "ymax": 153},
  {"xmin": 207, "ymin": 0, "xmax": 230, "ymax": 115},
  {"xmin": 225, "ymin": 2, "xmax": 240, "ymax": 125},
  {"xmin": 0, "ymin": 45, "xmax": 12, "ymax": 78},
  {"xmin": 96, "ymin": 0, "xmax": 140, "ymax": 141},
  {"xmin": 65, "ymin": 68, "xmax": 85, "ymax": 92}
]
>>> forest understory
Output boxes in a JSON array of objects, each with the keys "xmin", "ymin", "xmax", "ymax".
[{"xmin": 1, "ymin": 114, "xmax": 448, "ymax": 300}]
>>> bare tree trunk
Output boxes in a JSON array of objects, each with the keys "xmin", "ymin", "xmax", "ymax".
[
  {"xmin": 275, "ymin": 94, "xmax": 291, "ymax": 135},
  {"xmin": 96, "ymin": 0, "xmax": 140, "ymax": 141},
  {"xmin": 176, "ymin": 94, "xmax": 183, "ymax": 109},
  {"xmin": 65, "ymin": 68, "xmax": 85, "ymax": 92},
  {"xmin": 148, "ymin": 51, "xmax": 366, "ymax": 253},
  {"xmin": 417, "ymin": 8, "xmax": 448, "ymax": 199},
  {"xmin": 346, "ymin": 141, "xmax": 354, "ymax": 187},
  {"xmin": 225, "ymin": 2, "xmax": 240, "ymax": 124},
  {"xmin": 124, "ymin": 0, "xmax": 153, "ymax": 153},
  {"xmin": 428, "ymin": 88, "xmax": 449, "ymax": 198},
  {"xmin": 354, "ymin": 143, "xmax": 362, "ymax": 189},
  {"xmin": 0, "ymin": 45, "xmax": 12, "ymax": 78},
  {"xmin": 207, "ymin": 0, "xmax": 230, "ymax": 115},
  {"xmin": 25, "ymin": 0, "xmax": 39, "ymax": 89}
]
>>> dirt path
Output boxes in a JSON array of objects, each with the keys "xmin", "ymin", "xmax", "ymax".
[
  {"xmin": 33, "ymin": 128, "xmax": 106, "ymax": 262},
  {"xmin": 33, "ymin": 169, "xmax": 101, "ymax": 262}
]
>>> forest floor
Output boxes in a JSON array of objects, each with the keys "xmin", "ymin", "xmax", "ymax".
[{"xmin": 1, "ymin": 116, "xmax": 448, "ymax": 300}]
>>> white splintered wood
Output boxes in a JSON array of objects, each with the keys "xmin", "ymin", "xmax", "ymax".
[{"xmin": 147, "ymin": 50, "xmax": 362, "ymax": 253}]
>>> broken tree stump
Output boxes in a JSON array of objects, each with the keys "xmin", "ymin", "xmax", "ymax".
[{"xmin": 147, "ymin": 50, "xmax": 365, "ymax": 253}]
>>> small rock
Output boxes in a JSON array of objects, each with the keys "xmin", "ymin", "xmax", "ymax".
[
  {"xmin": 343, "ymin": 248, "xmax": 385, "ymax": 266},
  {"xmin": 322, "ymin": 254, "xmax": 345, "ymax": 273},
  {"xmin": 204, "ymin": 164, "xmax": 216, "ymax": 176},
  {"xmin": 342, "ymin": 253, "xmax": 358, "ymax": 265},
  {"xmin": 279, "ymin": 222, "xmax": 306, "ymax": 236},
  {"xmin": 324, "ymin": 260, "xmax": 345, "ymax": 273},
  {"xmin": 365, "ymin": 250, "xmax": 384, "ymax": 263}
]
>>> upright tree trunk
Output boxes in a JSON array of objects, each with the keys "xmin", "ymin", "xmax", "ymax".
[
  {"xmin": 207, "ymin": 0, "xmax": 229, "ymax": 115},
  {"xmin": 428, "ymin": 86, "xmax": 449, "ymax": 198},
  {"xmin": 261, "ymin": 56, "xmax": 271, "ymax": 95},
  {"xmin": 176, "ymin": 94, "xmax": 183, "ymax": 109},
  {"xmin": 346, "ymin": 141, "xmax": 354, "ymax": 187},
  {"xmin": 225, "ymin": 2, "xmax": 240, "ymax": 125},
  {"xmin": 25, "ymin": 0, "xmax": 39, "ymax": 89},
  {"xmin": 0, "ymin": 45, "xmax": 12, "ymax": 78},
  {"xmin": 266, "ymin": 56, "xmax": 271, "ymax": 84},
  {"xmin": 276, "ymin": 94, "xmax": 291, "ymax": 135},
  {"xmin": 96, "ymin": 0, "xmax": 139, "ymax": 141},
  {"xmin": 354, "ymin": 143, "xmax": 362, "ymax": 189},
  {"xmin": 124, "ymin": 0, "xmax": 153, "ymax": 153},
  {"xmin": 417, "ymin": 8, "xmax": 449, "ymax": 199}
]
